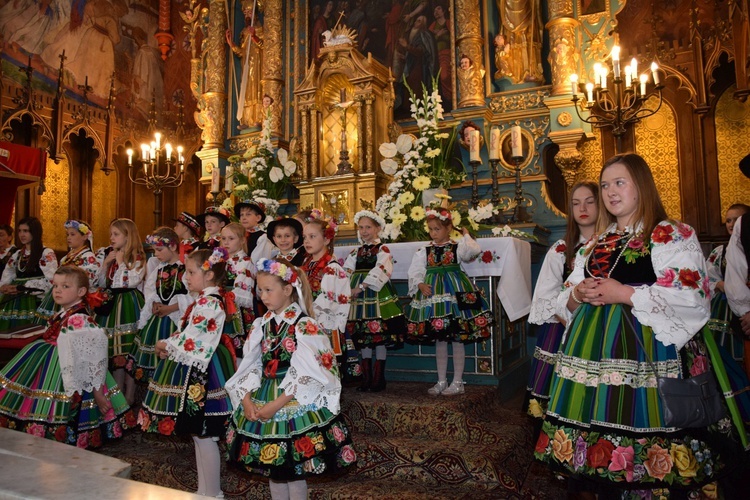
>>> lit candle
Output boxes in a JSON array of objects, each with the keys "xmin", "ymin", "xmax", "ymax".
[
  {"xmin": 631, "ymin": 57, "xmax": 638, "ymax": 78},
  {"xmin": 511, "ymin": 126, "xmax": 523, "ymax": 158},
  {"xmin": 225, "ymin": 165, "xmax": 234, "ymax": 192},
  {"xmin": 143, "ymin": 163, "xmax": 148, "ymax": 175},
  {"xmin": 611, "ymin": 45, "xmax": 621, "ymax": 77},
  {"xmin": 593, "ymin": 63, "xmax": 602, "ymax": 86},
  {"xmin": 489, "ymin": 127, "xmax": 501, "ymax": 160},
  {"xmin": 586, "ymin": 82, "xmax": 594, "ymax": 104},
  {"xmin": 126, "ymin": 148, "xmax": 133, "ymax": 166},
  {"xmin": 211, "ymin": 165, "xmax": 220, "ymax": 192},
  {"xmin": 165, "ymin": 143, "xmax": 172, "ymax": 161},
  {"xmin": 570, "ymin": 73, "xmax": 578, "ymax": 96},
  {"xmin": 651, "ymin": 62, "xmax": 660, "ymax": 85},
  {"xmin": 140, "ymin": 144, "xmax": 148, "ymax": 161},
  {"xmin": 639, "ymin": 74, "xmax": 648, "ymax": 96},
  {"xmin": 177, "ymin": 146, "xmax": 184, "ymax": 163},
  {"xmin": 154, "ymin": 132, "xmax": 161, "ymax": 149},
  {"xmin": 625, "ymin": 65, "xmax": 632, "ymax": 87},
  {"xmin": 469, "ymin": 129, "xmax": 481, "ymax": 162},
  {"xmin": 600, "ymin": 65, "xmax": 609, "ymax": 89}
]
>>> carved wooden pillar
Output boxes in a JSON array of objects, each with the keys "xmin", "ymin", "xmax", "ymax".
[
  {"xmin": 455, "ymin": 0, "xmax": 485, "ymax": 107},
  {"xmin": 261, "ymin": 0, "xmax": 284, "ymax": 136},
  {"xmin": 365, "ymin": 96, "xmax": 374, "ymax": 173},
  {"xmin": 546, "ymin": 0, "xmax": 578, "ymax": 96},
  {"xmin": 550, "ymin": 129, "xmax": 585, "ymax": 187},
  {"xmin": 300, "ymin": 104, "xmax": 309, "ymax": 180},
  {"xmin": 155, "ymin": 0, "xmax": 173, "ymax": 61},
  {"xmin": 357, "ymin": 98, "xmax": 366, "ymax": 173},
  {"xmin": 310, "ymin": 107, "xmax": 318, "ymax": 178},
  {"xmin": 200, "ymin": 0, "xmax": 227, "ymax": 149}
]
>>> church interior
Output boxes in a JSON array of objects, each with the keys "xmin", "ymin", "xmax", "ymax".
[{"xmin": 1, "ymin": 0, "xmax": 750, "ymax": 498}]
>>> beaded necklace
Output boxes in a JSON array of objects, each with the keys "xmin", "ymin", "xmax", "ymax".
[
  {"xmin": 62, "ymin": 246, "xmax": 88, "ymax": 266},
  {"xmin": 17, "ymin": 250, "xmax": 30, "ymax": 273},
  {"xmin": 585, "ymin": 231, "xmax": 636, "ymax": 279},
  {"xmin": 157, "ymin": 262, "xmax": 182, "ymax": 303}
]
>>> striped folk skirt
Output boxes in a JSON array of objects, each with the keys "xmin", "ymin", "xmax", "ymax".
[
  {"xmin": 129, "ymin": 314, "xmax": 177, "ymax": 385},
  {"xmin": 95, "ymin": 289, "xmax": 144, "ymax": 369},
  {"xmin": 525, "ymin": 321, "xmax": 565, "ymax": 418},
  {"xmin": 0, "ymin": 277, "xmax": 43, "ymax": 331},
  {"xmin": 346, "ymin": 270, "xmax": 405, "ymax": 350}
]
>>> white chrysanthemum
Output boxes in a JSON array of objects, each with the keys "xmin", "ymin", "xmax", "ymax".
[
  {"xmin": 396, "ymin": 134, "xmax": 414, "ymax": 155},
  {"xmin": 379, "ymin": 142, "xmax": 398, "ymax": 158},
  {"xmin": 380, "ymin": 158, "xmax": 398, "ymax": 175}
]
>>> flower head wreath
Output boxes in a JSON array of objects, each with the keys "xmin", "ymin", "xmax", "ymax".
[
  {"xmin": 64, "ymin": 220, "xmax": 94, "ymax": 245},
  {"xmin": 306, "ymin": 209, "xmax": 338, "ymax": 240},
  {"xmin": 354, "ymin": 210, "xmax": 385, "ymax": 229},
  {"xmin": 256, "ymin": 258, "xmax": 308, "ymax": 313},
  {"xmin": 146, "ymin": 234, "xmax": 177, "ymax": 248},
  {"xmin": 425, "ymin": 208, "xmax": 451, "ymax": 222},
  {"xmin": 201, "ymin": 247, "xmax": 229, "ymax": 271}
]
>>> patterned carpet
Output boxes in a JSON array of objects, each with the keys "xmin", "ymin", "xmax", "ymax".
[{"xmin": 98, "ymin": 382, "xmax": 566, "ymax": 499}]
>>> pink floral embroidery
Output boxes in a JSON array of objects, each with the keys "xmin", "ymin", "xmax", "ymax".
[
  {"xmin": 608, "ymin": 446, "xmax": 635, "ymax": 482},
  {"xmin": 67, "ymin": 315, "xmax": 86, "ymax": 330},
  {"xmin": 656, "ymin": 268, "xmax": 676, "ymax": 287}
]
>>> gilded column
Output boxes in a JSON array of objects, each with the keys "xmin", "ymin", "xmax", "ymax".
[
  {"xmin": 455, "ymin": 0, "xmax": 485, "ymax": 107},
  {"xmin": 300, "ymin": 104, "xmax": 309, "ymax": 180},
  {"xmin": 365, "ymin": 96, "xmax": 374, "ymax": 173},
  {"xmin": 553, "ymin": 145, "xmax": 584, "ymax": 187},
  {"xmin": 199, "ymin": 0, "xmax": 227, "ymax": 148},
  {"xmin": 310, "ymin": 108, "xmax": 318, "ymax": 178},
  {"xmin": 261, "ymin": 0, "xmax": 284, "ymax": 136},
  {"xmin": 546, "ymin": 0, "xmax": 579, "ymax": 96},
  {"xmin": 357, "ymin": 99, "xmax": 366, "ymax": 173}
]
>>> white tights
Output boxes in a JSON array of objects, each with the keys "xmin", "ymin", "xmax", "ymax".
[
  {"xmin": 360, "ymin": 345, "xmax": 387, "ymax": 361},
  {"xmin": 193, "ymin": 436, "xmax": 222, "ymax": 497},
  {"xmin": 435, "ymin": 341, "xmax": 465, "ymax": 383},
  {"xmin": 269, "ymin": 479, "xmax": 308, "ymax": 500}
]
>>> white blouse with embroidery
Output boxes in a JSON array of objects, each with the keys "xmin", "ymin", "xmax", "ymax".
[
  {"xmin": 94, "ymin": 247, "xmax": 145, "ymax": 289},
  {"xmin": 226, "ymin": 251, "xmax": 256, "ymax": 309},
  {"xmin": 342, "ymin": 239, "xmax": 394, "ymax": 293},
  {"xmin": 137, "ymin": 257, "xmax": 192, "ymax": 329},
  {"xmin": 705, "ymin": 245, "xmax": 725, "ymax": 296},
  {"xmin": 164, "ymin": 286, "xmax": 226, "ymax": 371},
  {"xmin": 225, "ymin": 302, "xmax": 342, "ymax": 414},
  {"xmin": 0, "ymin": 247, "xmax": 58, "ymax": 292},
  {"xmin": 55, "ymin": 308, "xmax": 109, "ymax": 396},
  {"xmin": 407, "ymin": 235, "xmax": 481, "ymax": 297},
  {"xmin": 557, "ymin": 221, "xmax": 710, "ymax": 350},
  {"xmin": 313, "ymin": 260, "xmax": 351, "ymax": 334},
  {"xmin": 529, "ymin": 238, "xmax": 579, "ymax": 325},
  {"xmin": 725, "ymin": 216, "xmax": 750, "ymax": 317}
]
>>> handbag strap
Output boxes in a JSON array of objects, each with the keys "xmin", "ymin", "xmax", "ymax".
[{"xmin": 619, "ymin": 306, "xmax": 661, "ymax": 379}]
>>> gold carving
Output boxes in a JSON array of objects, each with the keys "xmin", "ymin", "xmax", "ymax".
[
  {"xmin": 261, "ymin": 0, "xmax": 283, "ymax": 135},
  {"xmin": 547, "ymin": 19, "xmax": 580, "ymax": 96},
  {"xmin": 488, "ymin": 88, "xmax": 550, "ymax": 112},
  {"xmin": 578, "ymin": 128, "xmax": 603, "ymax": 182},
  {"xmin": 557, "ymin": 111, "xmax": 573, "ymax": 127},
  {"xmin": 715, "ymin": 85, "xmax": 750, "ymax": 215},
  {"xmin": 321, "ymin": 190, "xmax": 350, "ymax": 225},
  {"xmin": 554, "ymin": 147, "xmax": 584, "ymax": 187},
  {"xmin": 634, "ymin": 96, "xmax": 681, "ymax": 220},
  {"xmin": 39, "ymin": 157, "xmax": 70, "ymax": 251},
  {"xmin": 577, "ymin": 0, "xmax": 610, "ymax": 23},
  {"xmin": 196, "ymin": 92, "xmax": 227, "ymax": 148},
  {"xmin": 496, "ymin": 0, "xmax": 544, "ymax": 84},
  {"xmin": 548, "ymin": 0, "xmax": 573, "ymax": 18},
  {"xmin": 456, "ymin": 0, "xmax": 485, "ymax": 107}
]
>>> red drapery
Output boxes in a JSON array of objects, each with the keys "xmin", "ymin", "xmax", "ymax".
[{"xmin": 0, "ymin": 141, "xmax": 47, "ymax": 225}]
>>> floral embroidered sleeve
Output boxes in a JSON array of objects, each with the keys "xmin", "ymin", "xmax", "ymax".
[
  {"xmin": 224, "ymin": 317, "xmax": 264, "ymax": 409},
  {"xmin": 0, "ymin": 249, "xmax": 20, "ymax": 286},
  {"xmin": 630, "ymin": 221, "xmax": 710, "ymax": 349},
  {"xmin": 342, "ymin": 249, "xmax": 357, "ymax": 274},
  {"xmin": 111, "ymin": 257, "xmax": 145, "ymax": 289},
  {"xmin": 164, "ymin": 295, "xmax": 226, "ymax": 371},
  {"xmin": 137, "ymin": 258, "xmax": 162, "ymax": 329},
  {"xmin": 725, "ymin": 217, "xmax": 750, "ymax": 317},
  {"xmin": 279, "ymin": 317, "xmax": 342, "ymax": 414},
  {"xmin": 362, "ymin": 246, "xmax": 394, "ymax": 292},
  {"xmin": 77, "ymin": 250, "xmax": 101, "ymax": 291},
  {"xmin": 250, "ymin": 233, "xmax": 276, "ymax": 265},
  {"xmin": 313, "ymin": 262, "xmax": 351, "ymax": 334},
  {"xmin": 555, "ymin": 241, "xmax": 590, "ymax": 323},
  {"xmin": 26, "ymin": 248, "xmax": 58, "ymax": 293},
  {"xmin": 56, "ymin": 314, "xmax": 109, "ymax": 396},
  {"xmin": 456, "ymin": 234, "xmax": 482, "ymax": 263},
  {"xmin": 529, "ymin": 240, "xmax": 567, "ymax": 325},
  {"xmin": 407, "ymin": 246, "xmax": 427, "ymax": 296},
  {"xmin": 231, "ymin": 257, "xmax": 256, "ymax": 309},
  {"xmin": 705, "ymin": 245, "xmax": 724, "ymax": 295}
]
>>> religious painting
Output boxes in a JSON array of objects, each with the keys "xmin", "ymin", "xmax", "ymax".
[
  {"xmin": 578, "ymin": 0, "xmax": 609, "ymax": 17},
  {"xmin": 307, "ymin": 0, "xmax": 455, "ymax": 118},
  {"xmin": 0, "ymin": 0, "xmax": 192, "ymax": 121}
]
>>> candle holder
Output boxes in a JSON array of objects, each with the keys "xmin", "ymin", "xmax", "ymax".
[
  {"xmin": 488, "ymin": 159, "xmax": 506, "ymax": 223},
  {"xmin": 469, "ymin": 160, "xmax": 481, "ymax": 209},
  {"xmin": 206, "ymin": 189, "xmax": 227, "ymax": 207},
  {"xmin": 510, "ymin": 156, "xmax": 531, "ymax": 224},
  {"xmin": 336, "ymin": 96, "xmax": 354, "ymax": 175}
]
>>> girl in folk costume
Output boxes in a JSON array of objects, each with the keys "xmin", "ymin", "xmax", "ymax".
[
  {"xmin": 139, "ymin": 248, "xmax": 235, "ymax": 498},
  {"xmin": 301, "ymin": 212, "xmax": 357, "ymax": 379},
  {"xmin": 0, "ymin": 217, "xmax": 58, "ymax": 331},
  {"xmin": 707, "ymin": 204, "xmax": 750, "ymax": 375},
  {"xmin": 94, "ymin": 218, "xmax": 145, "ymax": 406},
  {"xmin": 407, "ymin": 209, "xmax": 493, "ymax": 396},
  {"xmin": 526, "ymin": 182, "xmax": 599, "ymax": 418},
  {"xmin": 173, "ymin": 211, "xmax": 203, "ymax": 263},
  {"xmin": 536, "ymin": 154, "xmax": 749, "ymax": 497},
  {"xmin": 35, "ymin": 220, "xmax": 100, "ymax": 324},
  {"xmin": 197, "ymin": 206, "xmax": 232, "ymax": 251},
  {"xmin": 267, "ymin": 217, "xmax": 307, "ymax": 266},
  {"xmin": 0, "ymin": 223, "xmax": 16, "ymax": 278},
  {"xmin": 343, "ymin": 210, "xmax": 406, "ymax": 392},
  {"xmin": 0, "ymin": 266, "xmax": 128, "ymax": 448},
  {"xmin": 221, "ymin": 222, "xmax": 256, "ymax": 356},
  {"xmin": 225, "ymin": 259, "xmax": 356, "ymax": 499},
  {"xmin": 130, "ymin": 228, "xmax": 190, "ymax": 386},
  {"xmin": 235, "ymin": 199, "xmax": 276, "ymax": 262}
]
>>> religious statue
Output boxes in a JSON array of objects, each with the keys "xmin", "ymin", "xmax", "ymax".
[
  {"xmin": 494, "ymin": 33, "xmax": 512, "ymax": 80},
  {"xmin": 548, "ymin": 28, "xmax": 579, "ymax": 96},
  {"xmin": 496, "ymin": 0, "xmax": 544, "ymax": 84},
  {"xmin": 457, "ymin": 54, "xmax": 484, "ymax": 103},
  {"xmin": 226, "ymin": 1, "xmax": 264, "ymax": 129}
]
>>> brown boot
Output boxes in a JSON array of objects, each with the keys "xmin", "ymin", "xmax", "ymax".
[
  {"xmin": 370, "ymin": 359, "xmax": 387, "ymax": 392},
  {"xmin": 357, "ymin": 358, "xmax": 372, "ymax": 392}
]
